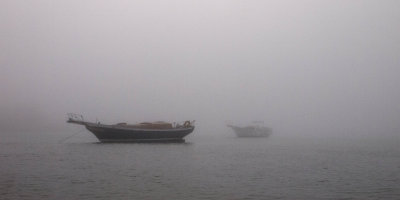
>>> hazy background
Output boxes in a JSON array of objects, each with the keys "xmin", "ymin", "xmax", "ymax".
[{"xmin": 1, "ymin": 0, "xmax": 399, "ymax": 138}]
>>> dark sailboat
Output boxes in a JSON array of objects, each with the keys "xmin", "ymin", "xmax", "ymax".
[{"xmin": 67, "ymin": 113, "xmax": 195, "ymax": 143}]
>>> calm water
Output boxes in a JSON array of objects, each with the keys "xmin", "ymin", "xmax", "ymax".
[{"xmin": 1, "ymin": 132, "xmax": 399, "ymax": 200}]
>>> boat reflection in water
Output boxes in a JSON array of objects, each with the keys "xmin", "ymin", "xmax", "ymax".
[{"xmin": 67, "ymin": 113, "xmax": 195, "ymax": 143}]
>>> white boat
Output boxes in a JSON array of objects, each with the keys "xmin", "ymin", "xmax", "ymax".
[{"xmin": 227, "ymin": 123, "xmax": 272, "ymax": 137}]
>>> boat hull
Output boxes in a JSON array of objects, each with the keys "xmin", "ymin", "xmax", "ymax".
[{"xmin": 85, "ymin": 123, "xmax": 194, "ymax": 143}]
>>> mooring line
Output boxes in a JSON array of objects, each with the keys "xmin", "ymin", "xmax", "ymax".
[{"xmin": 58, "ymin": 128, "xmax": 86, "ymax": 143}]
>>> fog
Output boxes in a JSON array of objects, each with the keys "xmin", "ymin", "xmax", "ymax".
[{"xmin": 1, "ymin": 0, "xmax": 399, "ymax": 138}]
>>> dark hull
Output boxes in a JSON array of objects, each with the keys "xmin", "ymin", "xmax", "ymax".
[{"xmin": 85, "ymin": 123, "xmax": 194, "ymax": 143}]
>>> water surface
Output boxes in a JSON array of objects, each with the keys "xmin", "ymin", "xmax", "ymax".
[{"xmin": 1, "ymin": 132, "xmax": 399, "ymax": 199}]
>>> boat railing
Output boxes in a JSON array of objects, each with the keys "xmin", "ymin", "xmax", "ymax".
[{"xmin": 174, "ymin": 120, "xmax": 195, "ymax": 128}]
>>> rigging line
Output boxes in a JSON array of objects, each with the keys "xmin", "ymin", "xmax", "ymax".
[{"xmin": 58, "ymin": 128, "xmax": 86, "ymax": 143}]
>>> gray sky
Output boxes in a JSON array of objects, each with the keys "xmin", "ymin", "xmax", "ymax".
[{"xmin": 1, "ymin": 0, "xmax": 399, "ymax": 137}]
